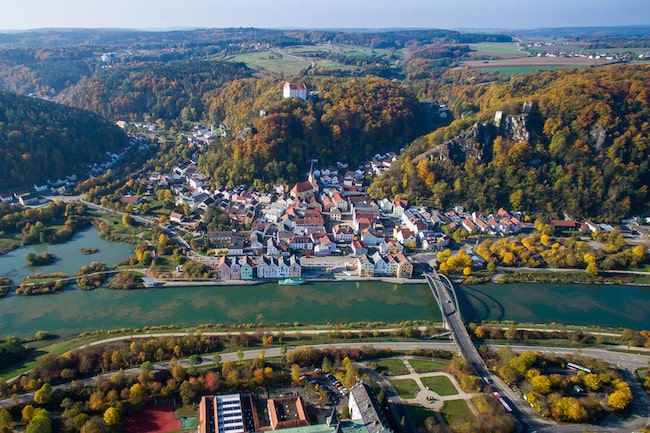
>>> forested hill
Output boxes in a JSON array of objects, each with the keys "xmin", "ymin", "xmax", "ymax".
[
  {"xmin": 369, "ymin": 65, "xmax": 650, "ymax": 221},
  {"xmin": 0, "ymin": 92, "xmax": 128, "ymax": 190},
  {"xmin": 58, "ymin": 60, "xmax": 252, "ymax": 124},
  {"xmin": 199, "ymin": 77, "xmax": 427, "ymax": 187}
]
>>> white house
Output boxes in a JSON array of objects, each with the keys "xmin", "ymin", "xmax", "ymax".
[{"xmin": 283, "ymin": 82, "xmax": 307, "ymax": 100}]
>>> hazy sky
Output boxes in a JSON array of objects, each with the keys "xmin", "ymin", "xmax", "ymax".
[{"xmin": 1, "ymin": 0, "xmax": 648, "ymax": 31}]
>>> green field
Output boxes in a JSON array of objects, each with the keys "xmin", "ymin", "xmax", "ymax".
[
  {"xmin": 373, "ymin": 358, "xmax": 409, "ymax": 376},
  {"xmin": 227, "ymin": 43, "xmax": 395, "ymax": 76},
  {"xmin": 440, "ymin": 399, "xmax": 474, "ymax": 424},
  {"xmin": 469, "ymin": 42, "xmax": 522, "ymax": 56},
  {"xmin": 389, "ymin": 378, "xmax": 420, "ymax": 399},
  {"xmin": 478, "ymin": 65, "xmax": 577, "ymax": 76},
  {"xmin": 421, "ymin": 376, "xmax": 458, "ymax": 396},
  {"xmin": 228, "ymin": 51, "xmax": 311, "ymax": 76},
  {"xmin": 408, "ymin": 358, "xmax": 449, "ymax": 373}
]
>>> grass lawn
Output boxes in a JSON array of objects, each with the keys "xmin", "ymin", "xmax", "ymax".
[
  {"xmin": 440, "ymin": 399, "xmax": 473, "ymax": 424},
  {"xmin": 0, "ymin": 237, "xmax": 18, "ymax": 254},
  {"xmin": 408, "ymin": 358, "xmax": 449, "ymax": 373},
  {"xmin": 421, "ymin": 376, "xmax": 458, "ymax": 396},
  {"xmin": 374, "ymin": 358, "xmax": 409, "ymax": 376},
  {"xmin": 0, "ymin": 334, "xmax": 104, "ymax": 380},
  {"xmin": 405, "ymin": 404, "xmax": 438, "ymax": 427},
  {"xmin": 175, "ymin": 406, "xmax": 197, "ymax": 418},
  {"xmin": 389, "ymin": 378, "xmax": 420, "ymax": 399},
  {"xmin": 632, "ymin": 274, "xmax": 650, "ymax": 284}
]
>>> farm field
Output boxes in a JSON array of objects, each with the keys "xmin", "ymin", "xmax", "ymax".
[
  {"xmin": 468, "ymin": 42, "xmax": 523, "ymax": 58},
  {"xmin": 227, "ymin": 51, "xmax": 311, "ymax": 76},
  {"xmin": 458, "ymin": 56, "xmax": 620, "ymax": 75},
  {"xmin": 228, "ymin": 44, "xmax": 399, "ymax": 75},
  {"xmin": 226, "ymin": 43, "xmax": 390, "ymax": 75}
]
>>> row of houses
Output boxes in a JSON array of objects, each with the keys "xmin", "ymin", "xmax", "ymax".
[
  {"xmin": 213, "ymin": 254, "xmax": 301, "ymax": 280},
  {"xmin": 460, "ymin": 208, "xmax": 523, "ymax": 236},
  {"xmin": 355, "ymin": 252, "xmax": 413, "ymax": 278}
]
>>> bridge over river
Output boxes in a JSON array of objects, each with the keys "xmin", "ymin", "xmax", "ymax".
[{"xmin": 424, "ymin": 270, "xmax": 552, "ymax": 433}]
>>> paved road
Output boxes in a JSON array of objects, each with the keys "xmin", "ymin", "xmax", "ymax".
[
  {"xmin": 424, "ymin": 270, "xmax": 650, "ymax": 433},
  {"xmin": 1, "ymin": 337, "xmax": 648, "ymax": 432},
  {"xmin": 426, "ymin": 271, "xmax": 559, "ymax": 432}
]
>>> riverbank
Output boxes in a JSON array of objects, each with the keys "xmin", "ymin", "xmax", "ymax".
[{"xmin": 143, "ymin": 267, "xmax": 426, "ymax": 287}]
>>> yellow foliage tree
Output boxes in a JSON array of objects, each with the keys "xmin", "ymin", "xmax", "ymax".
[
  {"xmin": 608, "ymin": 390, "xmax": 632, "ymax": 411},
  {"xmin": 631, "ymin": 245, "xmax": 646, "ymax": 262},
  {"xmin": 129, "ymin": 383, "xmax": 145, "ymax": 405},
  {"xmin": 531, "ymin": 375, "xmax": 552, "ymax": 395},
  {"xmin": 103, "ymin": 407, "xmax": 121, "ymax": 426},
  {"xmin": 291, "ymin": 364, "xmax": 301, "ymax": 383},
  {"xmin": 583, "ymin": 373, "xmax": 601, "ymax": 391}
]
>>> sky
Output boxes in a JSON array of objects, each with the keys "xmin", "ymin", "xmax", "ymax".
[{"xmin": 1, "ymin": 0, "xmax": 649, "ymax": 31}]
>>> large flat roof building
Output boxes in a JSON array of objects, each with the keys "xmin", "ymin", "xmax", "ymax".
[
  {"xmin": 200, "ymin": 387, "xmax": 389, "ymax": 433},
  {"xmin": 199, "ymin": 394, "xmax": 256, "ymax": 433}
]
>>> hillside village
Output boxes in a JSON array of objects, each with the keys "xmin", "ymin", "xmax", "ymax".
[{"xmin": 1, "ymin": 82, "xmax": 647, "ymax": 285}]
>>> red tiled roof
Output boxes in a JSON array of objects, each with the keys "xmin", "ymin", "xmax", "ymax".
[
  {"xmin": 285, "ymin": 82, "xmax": 307, "ymax": 91},
  {"xmin": 292, "ymin": 181, "xmax": 313, "ymax": 193},
  {"xmin": 550, "ymin": 219, "xmax": 576, "ymax": 227}
]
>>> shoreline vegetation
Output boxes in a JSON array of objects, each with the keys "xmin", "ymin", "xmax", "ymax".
[
  {"xmin": 3, "ymin": 264, "xmax": 649, "ymax": 295},
  {"xmin": 461, "ymin": 270, "xmax": 646, "ymax": 285},
  {"xmin": 74, "ymin": 262, "xmax": 109, "ymax": 290},
  {"xmin": 0, "ymin": 277, "xmax": 10, "ymax": 297},
  {"xmin": 15, "ymin": 272, "xmax": 71, "ymax": 295},
  {"xmin": 25, "ymin": 251, "xmax": 56, "ymax": 266}
]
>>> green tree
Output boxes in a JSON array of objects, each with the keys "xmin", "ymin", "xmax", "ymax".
[
  {"xmin": 0, "ymin": 408, "xmax": 12, "ymax": 427},
  {"xmin": 33, "ymin": 383, "xmax": 52, "ymax": 404},
  {"xmin": 26, "ymin": 409, "xmax": 51, "ymax": 433}
]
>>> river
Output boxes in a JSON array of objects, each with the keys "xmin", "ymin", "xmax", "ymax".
[{"xmin": 1, "ymin": 228, "xmax": 649, "ymax": 338}]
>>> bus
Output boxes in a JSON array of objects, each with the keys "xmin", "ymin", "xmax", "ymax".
[
  {"xmin": 491, "ymin": 392, "xmax": 513, "ymax": 413},
  {"xmin": 567, "ymin": 362, "xmax": 591, "ymax": 373}
]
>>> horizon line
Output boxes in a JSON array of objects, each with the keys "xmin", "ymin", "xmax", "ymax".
[{"xmin": 1, "ymin": 24, "xmax": 650, "ymax": 33}]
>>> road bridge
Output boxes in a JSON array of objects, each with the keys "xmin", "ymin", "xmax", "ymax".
[{"xmin": 424, "ymin": 270, "xmax": 551, "ymax": 432}]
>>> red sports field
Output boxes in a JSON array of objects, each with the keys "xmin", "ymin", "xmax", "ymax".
[{"xmin": 124, "ymin": 404, "xmax": 180, "ymax": 433}]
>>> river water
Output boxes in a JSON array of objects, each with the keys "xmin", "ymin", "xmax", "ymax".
[{"xmin": 0, "ymin": 228, "xmax": 649, "ymax": 338}]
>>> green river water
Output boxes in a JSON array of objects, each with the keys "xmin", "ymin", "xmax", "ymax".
[{"xmin": 1, "ymin": 228, "xmax": 649, "ymax": 338}]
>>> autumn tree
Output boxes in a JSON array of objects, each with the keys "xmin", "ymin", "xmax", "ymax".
[
  {"xmin": 128, "ymin": 383, "xmax": 145, "ymax": 405},
  {"xmin": 291, "ymin": 364, "xmax": 302, "ymax": 383},
  {"xmin": 103, "ymin": 407, "xmax": 121, "ymax": 426}
]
